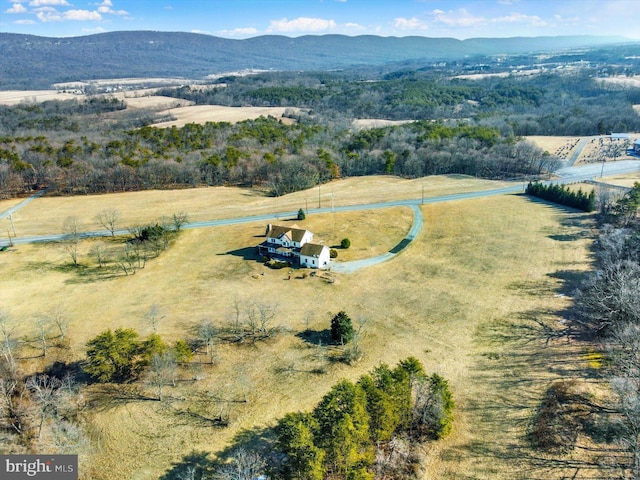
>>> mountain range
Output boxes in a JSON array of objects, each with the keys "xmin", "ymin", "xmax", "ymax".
[{"xmin": 0, "ymin": 31, "xmax": 632, "ymax": 90}]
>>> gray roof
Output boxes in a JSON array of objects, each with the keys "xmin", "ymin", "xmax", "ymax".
[{"xmin": 300, "ymin": 243, "xmax": 328, "ymax": 257}]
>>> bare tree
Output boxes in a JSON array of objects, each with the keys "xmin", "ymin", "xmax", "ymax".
[
  {"xmin": 198, "ymin": 319, "xmax": 217, "ymax": 365},
  {"xmin": 0, "ymin": 313, "xmax": 17, "ymax": 375},
  {"xmin": 47, "ymin": 305, "xmax": 69, "ymax": 345},
  {"xmin": 94, "ymin": 208, "xmax": 121, "ymax": 237},
  {"xmin": 89, "ymin": 242, "xmax": 109, "ymax": 268},
  {"xmin": 26, "ymin": 375, "xmax": 62, "ymax": 438},
  {"xmin": 146, "ymin": 352, "xmax": 178, "ymax": 401},
  {"xmin": 62, "ymin": 216, "xmax": 81, "ymax": 266},
  {"xmin": 214, "ymin": 448, "xmax": 266, "ymax": 480},
  {"xmin": 171, "ymin": 212, "xmax": 189, "ymax": 232},
  {"xmin": 145, "ymin": 304, "xmax": 165, "ymax": 334},
  {"xmin": 34, "ymin": 318, "xmax": 50, "ymax": 357}
]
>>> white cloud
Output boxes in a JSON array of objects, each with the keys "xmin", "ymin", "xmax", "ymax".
[
  {"xmin": 36, "ymin": 9, "xmax": 61, "ymax": 21},
  {"xmin": 37, "ymin": 7, "xmax": 103, "ymax": 22},
  {"xmin": 64, "ymin": 9, "xmax": 102, "ymax": 21},
  {"xmin": 217, "ymin": 27, "xmax": 259, "ymax": 37},
  {"xmin": 29, "ymin": 0, "xmax": 70, "ymax": 6},
  {"xmin": 98, "ymin": 5, "xmax": 128, "ymax": 15},
  {"xmin": 344, "ymin": 22, "xmax": 365, "ymax": 30},
  {"xmin": 82, "ymin": 26, "xmax": 106, "ymax": 33},
  {"xmin": 6, "ymin": 3, "xmax": 27, "ymax": 13},
  {"xmin": 430, "ymin": 8, "xmax": 485, "ymax": 27},
  {"xmin": 493, "ymin": 12, "xmax": 546, "ymax": 27},
  {"xmin": 267, "ymin": 17, "xmax": 337, "ymax": 33},
  {"xmin": 497, "ymin": 0, "xmax": 520, "ymax": 4},
  {"xmin": 393, "ymin": 17, "xmax": 428, "ymax": 31},
  {"xmin": 15, "ymin": 18, "xmax": 36, "ymax": 24}
]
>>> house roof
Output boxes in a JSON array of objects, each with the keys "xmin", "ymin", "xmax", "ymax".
[
  {"xmin": 300, "ymin": 243, "xmax": 328, "ymax": 257},
  {"xmin": 267, "ymin": 224, "xmax": 311, "ymax": 243}
]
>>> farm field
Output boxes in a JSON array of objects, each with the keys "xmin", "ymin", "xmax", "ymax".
[
  {"xmin": 0, "ymin": 174, "xmax": 512, "ymax": 237},
  {"xmin": 0, "ymin": 176, "xmax": 606, "ymax": 479},
  {"xmin": 151, "ymin": 105, "xmax": 294, "ymax": 128},
  {"xmin": 0, "ymin": 89, "xmax": 79, "ymax": 105}
]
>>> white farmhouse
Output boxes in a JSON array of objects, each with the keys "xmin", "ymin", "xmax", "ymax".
[{"xmin": 257, "ymin": 224, "xmax": 330, "ymax": 269}]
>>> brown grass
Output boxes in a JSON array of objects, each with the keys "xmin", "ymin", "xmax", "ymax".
[
  {"xmin": 151, "ymin": 105, "xmax": 294, "ymax": 128},
  {"xmin": 4, "ymin": 175, "xmax": 511, "ymax": 237},
  {"xmin": 0, "ymin": 179, "xmax": 608, "ymax": 479}
]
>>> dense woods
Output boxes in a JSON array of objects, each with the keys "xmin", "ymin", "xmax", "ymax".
[{"xmin": 2, "ymin": 43, "xmax": 640, "ymax": 200}]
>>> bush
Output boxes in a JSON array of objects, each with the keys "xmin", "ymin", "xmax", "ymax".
[
  {"xmin": 266, "ymin": 259, "xmax": 291, "ymax": 269},
  {"xmin": 331, "ymin": 310, "xmax": 354, "ymax": 344},
  {"xmin": 297, "ymin": 208, "xmax": 306, "ymax": 220},
  {"xmin": 341, "ymin": 238, "xmax": 351, "ymax": 249},
  {"xmin": 330, "ymin": 249, "xmax": 338, "ymax": 258}
]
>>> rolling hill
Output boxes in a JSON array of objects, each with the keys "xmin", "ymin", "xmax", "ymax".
[{"xmin": 0, "ymin": 31, "xmax": 630, "ymax": 89}]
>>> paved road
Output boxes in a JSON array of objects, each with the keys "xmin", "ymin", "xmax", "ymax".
[
  {"xmin": 0, "ymin": 189, "xmax": 47, "ymax": 220},
  {"xmin": 1, "ymin": 161, "xmax": 639, "ymax": 254}
]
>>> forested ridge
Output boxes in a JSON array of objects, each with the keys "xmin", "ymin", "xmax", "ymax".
[{"xmin": 0, "ymin": 31, "xmax": 628, "ymax": 89}]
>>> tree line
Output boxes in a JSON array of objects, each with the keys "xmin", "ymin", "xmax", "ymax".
[
  {"xmin": 526, "ymin": 182, "xmax": 596, "ymax": 212},
  {"xmin": 572, "ymin": 183, "xmax": 640, "ymax": 477},
  {"xmin": 0, "ymin": 106, "xmax": 557, "ymax": 199}
]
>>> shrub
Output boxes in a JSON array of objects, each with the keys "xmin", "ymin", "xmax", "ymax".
[
  {"xmin": 331, "ymin": 311, "xmax": 354, "ymax": 344},
  {"xmin": 297, "ymin": 208, "xmax": 306, "ymax": 220},
  {"xmin": 330, "ymin": 249, "xmax": 338, "ymax": 258},
  {"xmin": 341, "ymin": 238, "xmax": 351, "ymax": 249},
  {"xmin": 266, "ymin": 259, "xmax": 291, "ymax": 269}
]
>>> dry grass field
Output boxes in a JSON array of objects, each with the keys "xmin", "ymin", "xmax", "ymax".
[
  {"xmin": 151, "ymin": 105, "xmax": 294, "ymax": 128},
  {"xmin": 0, "ymin": 174, "xmax": 511, "ymax": 238},
  {"xmin": 600, "ymin": 172, "xmax": 640, "ymax": 188},
  {"xmin": 0, "ymin": 176, "xmax": 609, "ymax": 479},
  {"xmin": 0, "ymin": 90, "xmax": 79, "ymax": 105},
  {"xmin": 120, "ymin": 96, "xmax": 195, "ymax": 110}
]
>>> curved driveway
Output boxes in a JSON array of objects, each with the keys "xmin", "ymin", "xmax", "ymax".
[{"xmin": 2, "ymin": 161, "xmax": 640, "ymax": 272}]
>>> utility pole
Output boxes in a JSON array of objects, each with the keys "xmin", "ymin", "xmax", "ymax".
[
  {"xmin": 421, "ymin": 185, "xmax": 424, "ymax": 205},
  {"xmin": 318, "ymin": 185, "xmax": 321, "ymax": 208},
  {"xmin": 8, "ymin": 214, "xmax": 15, "ymax": 236},
  {"xmin": 7, "ymin": 229, "xmax": 13, "ymax": 247}
]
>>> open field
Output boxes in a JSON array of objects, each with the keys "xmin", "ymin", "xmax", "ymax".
[
  {"xmin": 0, "ymin": 90, "xmax": 79, "ymax": 105},
  {"xmin": 0, "ymin": 174, "xmax": 609, "ymax": 479},
  {"xmin": 0, "ymin": 174, "xmax": 513, "ymax": 237},
  {"xmin": 151, "ymin": 105, "xmax": 295, "ymax": 128},
  {"xmin": 601, "ymin": 171, "xmax": 640, "ymax": 187},
  {"xmin": 121, "ymin": 95, "xmax": 195, "ymax": 110}
]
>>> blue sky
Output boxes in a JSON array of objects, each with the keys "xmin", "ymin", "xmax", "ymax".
[{"xmin": 1, "ymin": 0, "xmax": 638, "ymax": 39}]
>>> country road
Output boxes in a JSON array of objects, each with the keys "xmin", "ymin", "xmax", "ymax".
[{"xmin": 1, "ymin": 161, "xmax": 639, "ymax": 254}]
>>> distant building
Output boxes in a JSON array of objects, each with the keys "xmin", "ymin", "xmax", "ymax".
[
  {"xmin": 634, "ymin": 139, "xmax": 640, "ymax": 154},
  {"xmin": 611, "ymin": 133, "xmax": 630, "ymax": 140},
  {"xmin": 257, "ymin": 224, "xmax": 330, "ymax": 269}
]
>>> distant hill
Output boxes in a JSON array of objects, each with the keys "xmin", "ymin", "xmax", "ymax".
[{"xmin": 0, "ymin": 31, "xmax": 630, "ymax": 90}]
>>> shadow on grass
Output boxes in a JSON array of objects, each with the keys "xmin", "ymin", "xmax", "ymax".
[
  {"xmin": 159, "ymin": 451, "xmax": 215, "ymax": 480},
  {"xmin": 464, "ymin": 297, "xmax": 623, "ymax": 478},
  {"xmin": 220, "ymin": 246, "xmax": 262, "ymax": 261},
  {"xmin": 547, "ymin": 269, "xmax": 589, "ymax": 295},
  {"xmin": 158, "ymin": 426, "xmax": 275, "ymax": 479},
  {"xmin": 296, "ymin": 328, "xmax": 332, "ymax": 346},
  {"xmin": 86, "ymin": 384, "xmax": 159, "ymax": 412}
]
